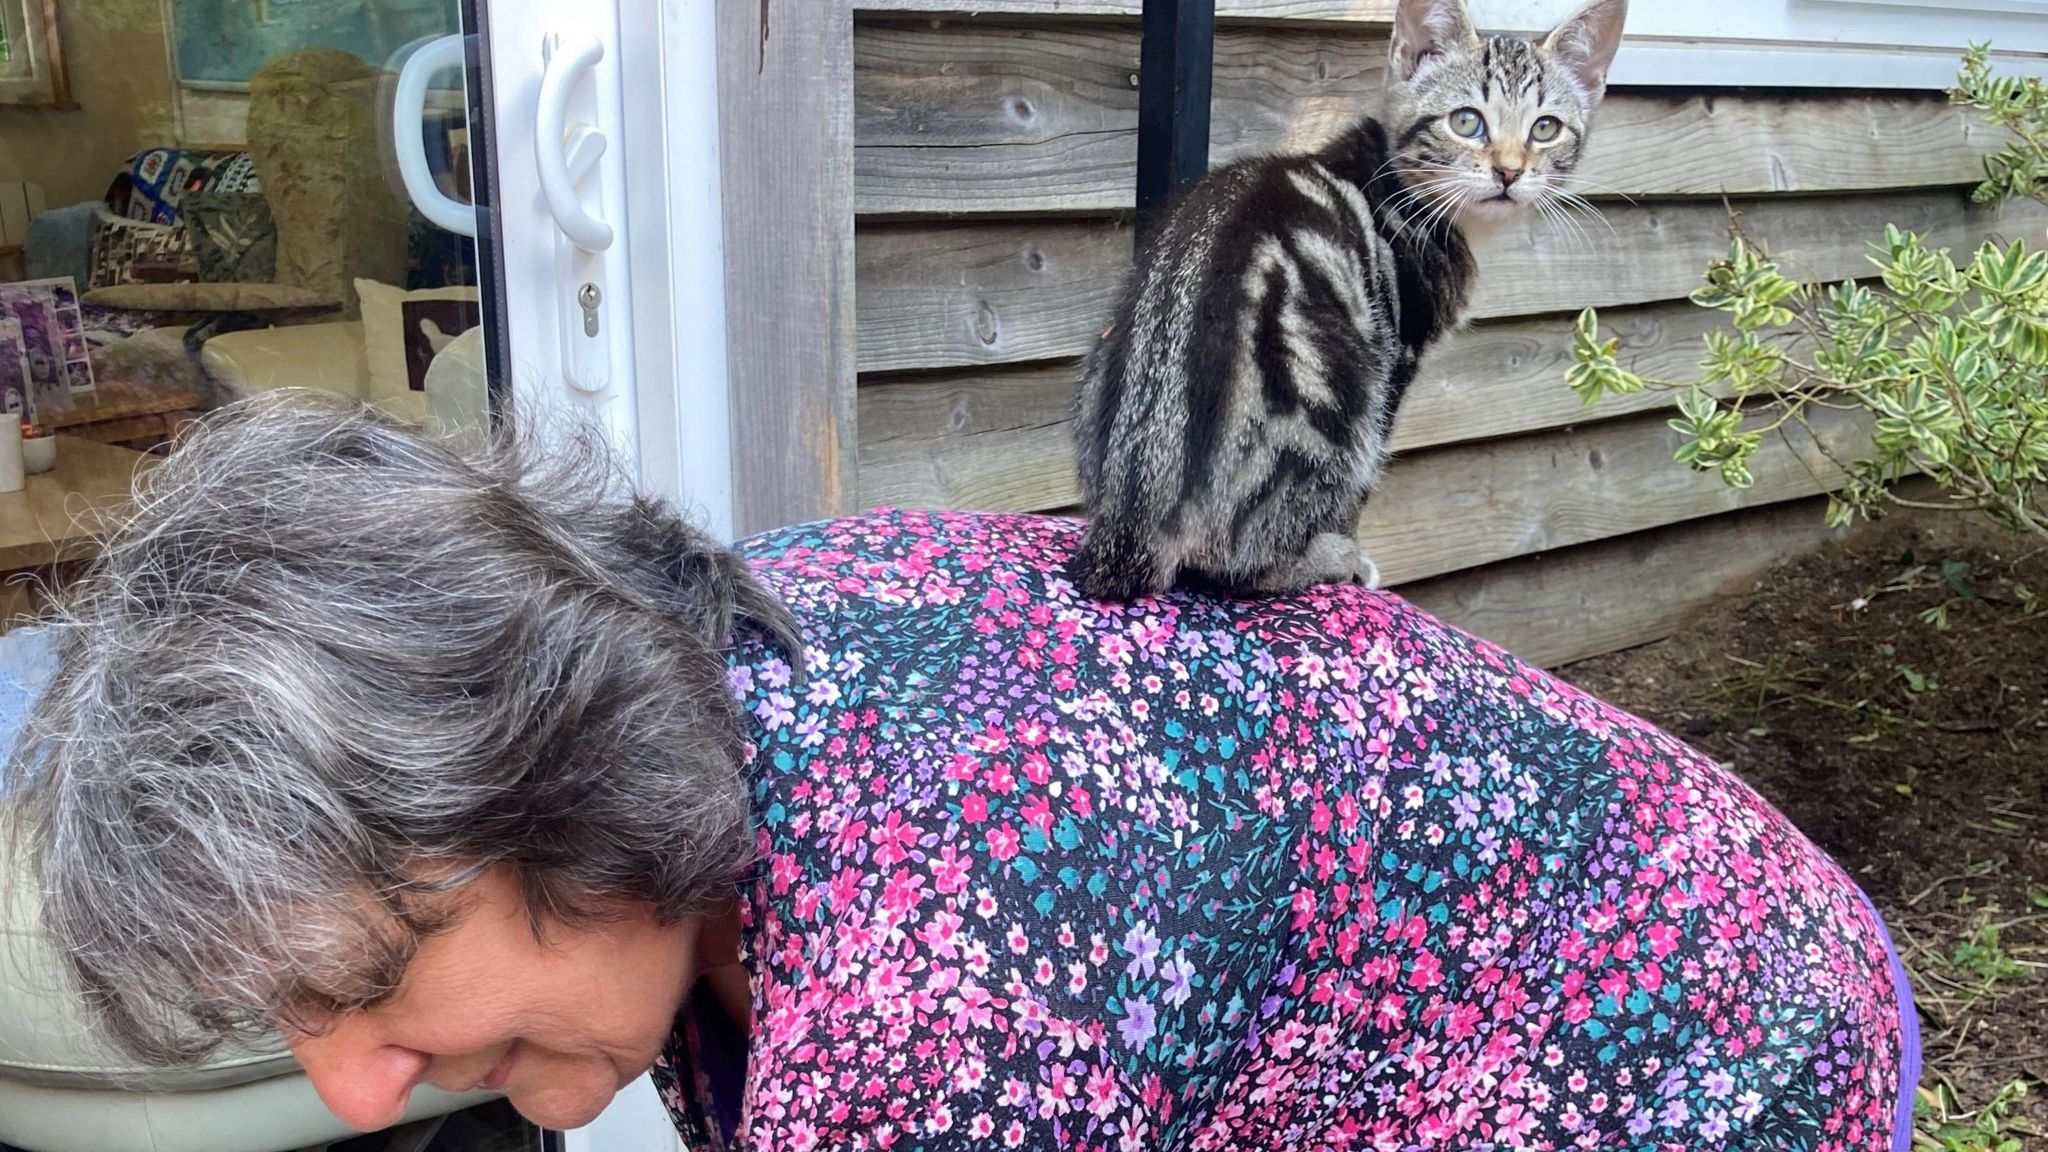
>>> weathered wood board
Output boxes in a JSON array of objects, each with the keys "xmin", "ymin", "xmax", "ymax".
[
  {"xmin": 859, "ymin": 295, "xmax": 1729, "ymax": 511},
  {"xmin": 721, "ymin": 0, "xmax": 859, "ymax": 534},
  {"xmin": 856, "ymin": 0, "xmax": 1396, "ymax": 20},
  {"xmin": 856, "ymin": 189, "xmax": 2047, "ymax": 374},
  {"xmin": 866, "ymin": 398, "xmax": 1872, "ymax": 585},
  {"xmin": 1401, "ymin": 494, "xmax": 1857, "ymax": 668},
  {"xmin": 856, "ymin": 23, "xmax": 1996, "ymax": 215}
]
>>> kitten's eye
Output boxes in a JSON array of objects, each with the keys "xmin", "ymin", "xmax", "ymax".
[
  {"xmin": 1447, "ymin": 108, "xmax": 1486, "ymax": 139},
  {"xmin": 1530, "ymin": 116, "xmax": 1564, "ymax": 143}
]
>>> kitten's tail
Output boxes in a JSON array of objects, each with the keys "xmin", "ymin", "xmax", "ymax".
[{"xmin": 1071, "ymin": 510, "xmax": 1166, "ymax": 602}]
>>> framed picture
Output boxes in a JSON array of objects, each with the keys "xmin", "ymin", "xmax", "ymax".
[
  {"xmin": 400, "ymin": 294, "xmax": 479, "ymax": 392},
  {"xmin": 0, "ymin": 317, "xmax": 30, "ymax": 419},
  {"xmin": 0, "ymin": 0, "xmax": 71, "ymax": 107},
  {"xmin": 0, "ymin": 277, "xmax": 92, "ymax": 424},
  {"xmin": 168, "ymin": 0, "xmax": 458, "ymax": 89}
]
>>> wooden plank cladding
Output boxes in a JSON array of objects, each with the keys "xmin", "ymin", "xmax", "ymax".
[
  {"xmin": 859, "ymin": 297, "xmax": 1726, "ymax": 502},
  {"xmin": 855, "ymin": 23, "xmax": 1998, "ymax": 216},
  {"xmin": 864, "ymin": 395, "xmax": 1873, "ymax": 586},
  {"xmin": 1400, "ymin": 495, "xmax": 1856, "ymax": 669},
  {"xmin": 856, "ymin": 0, "xmax": 1396, "ymax": 21},
  {"xmin": 857, "ymin": 189, "xmax": 2048, "ymax": 375},
  {"xmin": 839, "ymin": 6, "xmax": 2005, "ymax": 659}
]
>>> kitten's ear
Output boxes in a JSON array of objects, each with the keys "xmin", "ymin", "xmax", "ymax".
[
  {"xmin": 1390, "ymin": 0, "xmax": 1477, "ymax": 83},
  {"xmin": 1542, "ymin": 0, "xmax": 1628, "ymax": 101}
]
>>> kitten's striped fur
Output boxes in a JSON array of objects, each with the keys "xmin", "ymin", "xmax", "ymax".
[{"xmin": 1072, "ymin": 0, "xmax": 1627, "ymax": 600}]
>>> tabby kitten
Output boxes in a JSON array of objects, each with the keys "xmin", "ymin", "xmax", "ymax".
[{"xmin": 1070, "ymin": 0, "xmax": 1627, "ymax": 600}]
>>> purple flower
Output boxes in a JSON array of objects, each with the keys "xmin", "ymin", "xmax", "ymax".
[
  {"xmin": 1123, "ymin": 922, "xmax": 1161, "ymax": 979},
  {"xmin": 1451, "ymin": 792, "xmax": 1481, "ymax": 831},
  {"xmin": 1119, "ymin": 997, "xmax": 1157, "ymax": 1050},
  {"xmin": 1162, "ymin": 951, "xmax": 1195, "ymax": 1007}
]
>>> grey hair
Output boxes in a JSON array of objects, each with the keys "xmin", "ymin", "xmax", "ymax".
[{"xmin": 8, "ymin": 391, "xmax": 797, "ymax": 1065}]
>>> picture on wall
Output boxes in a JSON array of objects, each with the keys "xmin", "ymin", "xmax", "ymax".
[
  {"xmin": 401, "ymin": 295, "xmax": 479, "ymax": 392},
  {"xmin": 0, "ymin": 277, "xmax": 93, "ymax": 424},
  {"xmin": 170, "ymin": 0, "xmax": 461, "ymax": 87},
  {"xmin": 0, "ymin": 317, "xmax": 31, "ymax": 419}
]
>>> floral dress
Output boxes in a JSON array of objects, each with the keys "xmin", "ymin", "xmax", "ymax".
[{"xmin": 653, "ymin": 511, "xmax": 1918, "ymax": 1152}]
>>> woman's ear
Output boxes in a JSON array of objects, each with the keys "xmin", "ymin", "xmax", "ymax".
[
  {"xmin": 1390, "ymin": 0, "xmax": 1478, "ymax": 83},
  {"xmin": 1541, "ymin": 0, "xmax": 1628, "ymax": 101}
]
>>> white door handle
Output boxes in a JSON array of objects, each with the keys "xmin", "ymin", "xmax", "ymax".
[
  {"xmin": 393, "ymin": 35, "xmax": 477, "ymax": 238},
  {"xmin": 536, "ymin": 35, "xmax": 614, "ymax": 252}
]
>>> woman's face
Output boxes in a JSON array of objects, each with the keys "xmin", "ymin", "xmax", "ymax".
[{"xmin": 284, "ymin": 866, "xmax": 700, "ymax": 1132}]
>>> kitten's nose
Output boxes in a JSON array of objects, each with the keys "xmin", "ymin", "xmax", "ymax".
[{"xmin": 1494, "ymin": 166, "xmax": 1523, "ymax": 189}]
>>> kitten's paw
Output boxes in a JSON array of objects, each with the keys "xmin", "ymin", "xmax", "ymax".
[
  {"xmin": 1278, "ymin": 533, "xmax": 1382, "ymax": 592},
  {"xmin": 1351, "ymin": 553, "xmax": 1383, "ymax": 591}
]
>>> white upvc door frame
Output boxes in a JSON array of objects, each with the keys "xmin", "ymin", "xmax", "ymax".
[
  {"xmin": 1478, "ymin": 0, "xmax": 2048, "ymax": 89},
  {"xmin": 617, "ymin": 0, "xmax": 737, "ymax": 541},
  {"xmin": 458, "ymin": 0, "xmax": 729, "ymax": 1145},
  {"xmin": 471, "ymin": 0, "xmax": 735, "ymax": 545}
]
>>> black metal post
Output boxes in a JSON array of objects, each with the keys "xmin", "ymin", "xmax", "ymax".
[{"xmin": 1135, "ymin": 0, "xmax": 1217, "ymax": 240}]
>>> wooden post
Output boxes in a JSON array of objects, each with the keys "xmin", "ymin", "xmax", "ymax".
[
  {"xmin": 1135, "ymin": 0, "xmax": 1216, "ymax": 238},
  {"xmin": 717, "ymin": 0, "xmax": 858, "ymax": 535}
]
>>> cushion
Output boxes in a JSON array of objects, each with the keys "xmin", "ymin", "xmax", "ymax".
[
  {"xmin": 114, "ymin": 148, "xmax": 259, "ymax": 227},
  {"xmin": 354, "ymin": 279, "xmax": 480, "ymax": 403},
  {"xmin": 24, "ymin": 203, "xmax": 96, "ymax": 290},
  {"xmin": 200, "ymin": 322, "xmax": 369, "ymax": 400},
  {"xmin": 82, "ymin": 282, "xmax": 336, "ymax": 314},
  {"xmin": 182, "ymin": 193, "xmax": 277, "ymax": 284},
  {"xmin": 87, "ymin": 211, "xmax": 196, "ymax": 290}
]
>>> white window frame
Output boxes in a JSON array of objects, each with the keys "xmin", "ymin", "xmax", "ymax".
[{"xmin": 1482, "ymin": 0, "xmax": 2048, "ymax": 89}]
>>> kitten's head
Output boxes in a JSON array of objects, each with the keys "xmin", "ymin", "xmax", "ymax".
[{"xmin": 1384, "ymin": 0, "xmax": 1627, "ymax": 226}]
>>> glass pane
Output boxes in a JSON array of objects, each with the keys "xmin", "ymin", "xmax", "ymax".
[
  {"xmin": 0, "ymin": 0, "xmax": 519, "ymax": 1134},
  {"xmin": 0, "ymin": 0, "xmax": 494, "ymax": 462}
]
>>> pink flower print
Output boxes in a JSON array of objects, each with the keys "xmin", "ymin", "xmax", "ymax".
[
  {"xmin": 967, "ymin": 1114, "xmax": 995, "ymax": 1139},
  {"xmin": 1332, "ymin": 695, "xmax": 1369, "ymax": 737},
  {"xmin": 1495, "ymin": 1102, "xmax": 1539, "ymax": 1143},
  {"xmin": 770, "ymin": 851, "xmax": 801, "ymax": 894},
  {"xmin": 1098, "ymin": 632, "xmax": 1135, "ymax": 665},
  {"xmin": 871, "ymin": 811, "xmax": 920, "ymax": 866},
  {"xmin": 931, "ymin": 845, "xmax": 971, "ymax": 894},
  {"xmin": 1007, "ymin": 924, "xmax": 1030, "ymax": 954},
  {"xmin": 1130, "ymin": 617, "xmax": 1173, "ymax": 656},
  {"xmin": 1407, "ymin": 950, "xmax": 1444, "ymax": 990},
  {"xmin": 961, "ymin": 793, "xmax": 989, "ymax": 824},
  {"xmin": 1068, "ymin": 961, "xmax": 1089, "ymax": 995},
  {"xmin": 987, "ymin": 823, "xmax": 1022, "ymax": 861},
  {"xmin": 880, "ymin": 869, "xmax": 923, "ymax": 916},
  {"xmin": 917, "ymin": 909, "xmax": 964, "ymax": 959},
  {"xmin": 1376, "ymin": 686, "xmax": 1411, "ymax": 726}
]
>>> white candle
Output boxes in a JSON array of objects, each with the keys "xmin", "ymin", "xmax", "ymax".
[{"xmin": 0, "ymin": 419, "xmax": 26, "ymax": 495}]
